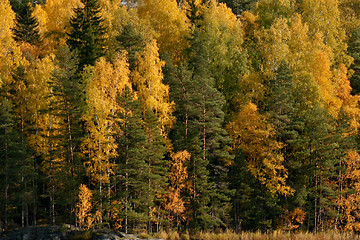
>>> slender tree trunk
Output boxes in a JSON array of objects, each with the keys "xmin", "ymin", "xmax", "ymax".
[
  {"xmin": 33, "ymin": 178, "xmax": 37, "ymax": 226},
  {"xmin": 25, "ymin": 181, "xmax": 29, "ymax": 227},
  {"xmin": 21, "ymin": 115, "xmax": 25, "ymax": 228},
  {"xmin": 125, "ymin": 152, "xmax": 129, "ymax": 234},
  {"xmin": 4, "ymin": 141, "xmax": 8, "ymax": 230},
  {"xmin": 202, "ymin": 95, "xmax": 206, "ymax": 164},
  {"xmin": 314, "ymin": 174, "xmax": 318, "ymax": 232},
  {"xmin": 49, "ymin": 114, "xmax": 55, "ymax": 225},
  {"xmin": 335, "ymin": 161, "xmax": 343, "ymax": 230}
]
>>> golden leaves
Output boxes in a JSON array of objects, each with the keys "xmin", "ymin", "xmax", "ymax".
[
  {"xmin": 227, "ymin": 102, "xmax": 293, "ymax": 196},
  {"xmin": 83, "ymin": 55, "xmax": 130, "ymax": 185},
  {"xmin": 76, "ymin": 184, "xmax": 93, "ymax": 229},
  {"xmin": 0, "ymin": 0, "xmax": 21, "ymax": 85},
  {"xmin": 164, "ymin": 151, "xmax": 191, "ymax": 225},
  {"xmin": 137, "ymin": 0, "xmax": 191, "ymax": 62},
  {"xmin": 132, "ymin": 40, "xmax": 175, "ymax": 134}
]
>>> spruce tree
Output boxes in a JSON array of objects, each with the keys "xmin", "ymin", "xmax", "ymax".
[
  {"xmin": 13, "ymin": 0, "xmax": 40, "ymax": 45},
  {"xmin": 67, "ymin": 0, "xmax": 107, "ymax": 69}
]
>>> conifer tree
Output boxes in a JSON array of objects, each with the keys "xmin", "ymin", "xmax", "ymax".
[
  {"xmin": 13, "ymin": 0, "xmax": 40, "ymax": 45},
  {"xmin": 142, "ymin": 108, "xmax": 168, "ymax": 231},
  {"xmin": 67, "ymin": 0, "xmax": 107, "ymax": 69},
  {"xmin": 0, "ymin": 98, "xmax": 35, "ymax": 229},
  {"xmin": 165, "ymin": 27, "xmax": 233, "ymax": 229},
  {"xmin": 348, "ymin": 28, "xmax": 360, "ymax": 94},
  {"xmin": 114, "ymin": 89, "xmax": 153, "ymax": 233},
  {"xmin": 47, "ymin": 46, "xmax": 83, "ymax": 224},
  {"xmin": 116, "ymin": 24, "xmax": 146, "ymax": 71}
]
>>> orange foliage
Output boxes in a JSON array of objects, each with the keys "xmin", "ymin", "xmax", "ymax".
[
  {"xmin": 280, "ymin": 208, "xmax": 306, "ymax": 231},
  {"xmin": 339, "ymin": 150, "xmax": 360, "ymax": 231},
  {"xmin": 76, "ymin": 184, "xmax": 93, "ymax": 229},
  {"xmin": 164, "ymin": 150, "xmax": 191, "ymax": 226}
]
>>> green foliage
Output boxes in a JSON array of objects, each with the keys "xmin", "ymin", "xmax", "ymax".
[
  {"xmin": 2, "ymin": 0, "xmax": 360, "ymax": 234},
  {"xmin": 116, "ymin": 24, "xmax": 146, "ymax": 70},
  {"xmin": 114, "ymin": 88, "xmax": 167, "ymax": 231},
  {"xmin": 13, "ymin": 0, "xmax": 40, "ymax": 44},
  {"xmin": 67, "ymin": 0, "xmax": 107, "ymax": 69},
  {"xmin": 0, "ymin": 98, "xmax": 35, "ymax": 229},
  {"xmin": 348, "ymin": 28, "xmax": 360, "ymax": 94}
]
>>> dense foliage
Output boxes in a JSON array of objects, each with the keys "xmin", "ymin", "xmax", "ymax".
[{"xmin": 2, "ymin": 0, "xmax": 360, "ymax": 234}]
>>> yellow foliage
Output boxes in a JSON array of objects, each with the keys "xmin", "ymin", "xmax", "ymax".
[
  {"xmin": 256, "ymin": 17, "xmax": 291, "ymax": 72},
  {"xmin": 0, "ymin": 0, "xmax": 22, "ymax": 85},
  {"xmin": 83, "ymin": 55, "xmax": 131, "ymax": 186},
  {"xmin": 311, "ymin": 50, "xmax": 342, "ymax": 117},
  {"xmin": 76, "ymin": 184, "xmax": 93, "ymax": 229},
  {"xmin": 334, "ymin": 64, "xmax": 360, "ymax": 131},
  {"xmin": 132, "ymin": 40, "xmax": 175, "ymax": 134},
  {"xmin": 200, "ymin": 0, "xmax": 244, "ymax": 81},
  {"xmin": 340, "ymin": 0, "xmax": 360, "ymax": 32},
  {"xmin": 34, "ymin": 0, "xmax": 81, "ymax": 53},
  {"xmin": 18, "ymin": 56, "xmax": 56, "ymax": 158},
  {"xmin": 227, "ymin": 102, "xmax": 293, "ymax": 196},
  {"xmin": 301, "ymin": 0, "xmax": 350, "ymax": 64},
  {"xmin": 138, "ymin": 0, "xmax": 191, "ymax": 62}
]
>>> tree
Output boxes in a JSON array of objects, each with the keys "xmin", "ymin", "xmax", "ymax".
[
  {"xmin": 338, "ymin": 150, "xmax": 360, "ymax": 231},
  {"xmin": 67, "ymin": 0, "xmax": 107, "ymax": 69},
  {"xmin": 348, "ymin": 28, "xmax": 360, "ymax": 95},
  {"xmin": 0, "ymin": 0, "xmax": 22, "ymax": 86},
  {"xmin": 116, "ymin": 24, "xmax": 146, "ymax": 71},
  {"xmin": 82, "ymin": 55, "xmax": 131, "ymax": 224},
  {"xmin": 33, "ymin": 0, "xmax": 81, "ymax": 54},
  {"xmin": 46, "ymin": 46, "xmax": 84, "ymax": 224},
  {"xmin": 76, "ymin": 184, "xmax": 93, "ymax": 229},
  {"xmin": 164, "ymin": 151, "xmax": 190, "ymax": 228},
  {"xmin": 199, "ymin": 1, "xmax": 247, "ymax": 116},
  {"xmin": 114, "ymin": 88, "xmax": 153, "ymax": 233},
  {"xmin": 132, "ymin": 40, "xmax": 175, "ymax": 135},
  {"xmin": 227, "ymin": 102, "xmax": 292, "ymax": 196},
  {"xmin": 300, "ymin": 0, "xmax": 351, "ymax": 65},
  {"xmin": 13, "ymin": 0, "xmax": 40, "ymax": 45},
  {"xmin": 165, "ymin": 26, "xmax": 233, "ymax": 229},
  {"xmin": 0, "ymin": 98, "xmax": 34, "ymax": 229},
  {"xmin": 137, "ymin": 0, "xmax": 191, "ymax": 62},
  {"xmin": 219, "ymin": 0, "xmax": 257, "ymax": 16},
  {"xmin": 254, "ymin": 0, "xmax": 295, "ymax": 29}
]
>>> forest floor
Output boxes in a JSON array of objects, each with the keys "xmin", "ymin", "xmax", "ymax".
[
  {"xmin": 156, "ymin": 229, "xmax": 360, "ymax": 240},
  {"xmin": 2, "ymin": 227, "xmax": 360, "ymax": 240}
]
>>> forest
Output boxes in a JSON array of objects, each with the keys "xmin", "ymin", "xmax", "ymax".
[{"xmin": 2, "ymin": 0, "xmax": 360, "ymax": 235}]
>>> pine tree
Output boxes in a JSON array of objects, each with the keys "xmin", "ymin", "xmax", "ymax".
[
  {"xmin": 114, "ymin": 88, "xmax": 153, "ymax": 233},
  {"xmin": 165, "ymin": 27, "xmax": 233, "ymax": 229},
  {"xmin": 67, "ymin": 0, "xmax": 107, "ymax": 69},
  {"xmin": 0, "ymin": 98, "xmax": 35, "ymax": 229},
  {"xmin": 13, "ymin": 0, "xmax": 40, "ymax": 44},
  {"xmin": 47, "ymin": 46, "xmax": 83, "ymax": 224},
  {"xmin": 142, "ymin": 108, "xmax": 168, "ymax": 232}
]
